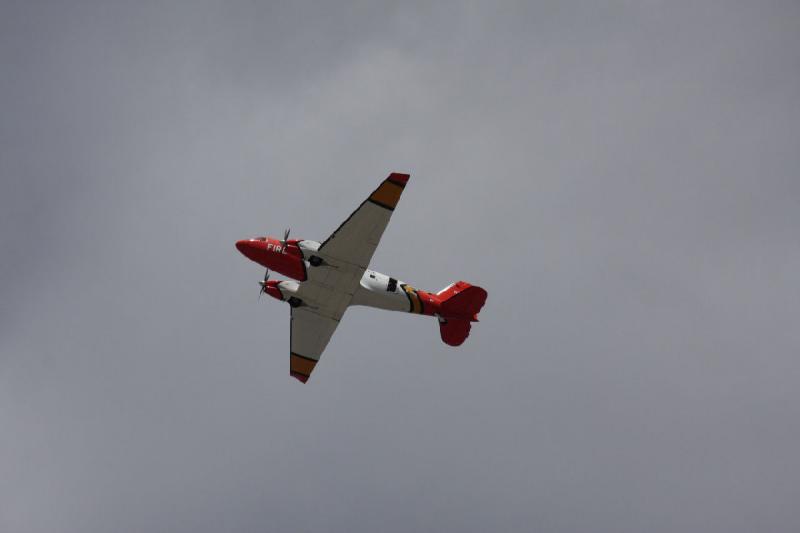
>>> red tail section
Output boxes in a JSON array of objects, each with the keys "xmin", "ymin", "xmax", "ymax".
[
  {"xmin": 436, "ymin": 281, "xmax": 487, "ymax": 346},
  {"xmin": 439, "ymin": 319, "xmax": 472, "ymax": 346},
  {"xmin": 438, "ymin": 281, "xmax": 487, "ymax": 319}
]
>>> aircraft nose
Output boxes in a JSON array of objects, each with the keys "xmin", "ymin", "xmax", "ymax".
[
  {"xmin": 236, "ymin": 238, "xmax": 270, "ymax": 266},
  {"xmin": 236, "ymin": 240, "xmax": 254, "ymax": 258}
]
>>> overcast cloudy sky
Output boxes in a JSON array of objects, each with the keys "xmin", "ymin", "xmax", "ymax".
[{"xmin": 2, "ymin": 1, "xmax": 799, "ymax": 532}]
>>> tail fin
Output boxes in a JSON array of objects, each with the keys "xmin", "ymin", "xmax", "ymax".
[{"xmin": 436, "ymin": 281, "xmax": 487, "ymax": 346}]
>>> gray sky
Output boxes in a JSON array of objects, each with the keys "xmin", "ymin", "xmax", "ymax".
[{"xmin": 2, "ymin": 1, "xmax": 800, "ymax": 532}]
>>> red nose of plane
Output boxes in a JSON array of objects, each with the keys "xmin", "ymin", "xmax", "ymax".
[{"xmin": 235, "ymin": 239, "xmax": 261, "ymax": 262}]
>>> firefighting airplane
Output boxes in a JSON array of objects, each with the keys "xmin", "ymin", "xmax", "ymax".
[{"xmin": 235, "ymin": 173, "xmax": 487, "ymax": 383}]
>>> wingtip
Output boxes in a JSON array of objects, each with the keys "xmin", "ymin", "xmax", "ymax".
[
  {"xmin": 290, "ymin": 371, "xmax": 309, "ymax": 384},
  {"xmin": 388, "ymin": 173, "xmax": 410, "ymax": 185}
]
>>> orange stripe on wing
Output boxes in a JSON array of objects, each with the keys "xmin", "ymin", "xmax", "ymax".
[
  {"xmin": 369, "ymin": 180, "xmax": 404, "ymax": 210},
  {"xmin": 290, "ymin": 352, "xmax": 318, "ymax": 381}
]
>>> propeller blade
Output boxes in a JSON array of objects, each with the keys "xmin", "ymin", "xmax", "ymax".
[
  {"xmin": 282, "ymin": 228, "xmax": 291, "ymax": 244},
  {"xmin": 258, "ymin": 269, "xmax": 270, "ymax": 300}
]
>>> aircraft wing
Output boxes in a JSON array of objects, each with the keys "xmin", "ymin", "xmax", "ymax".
[
  {"xmin": 288, "ymin": 172, "xmax": 410, "ymax": 382},
  {"xmin": 317, "ymin": 173, "xmax": 410, "ymax": 269},
  {"xmin": 289, "ymin": 306, "xmax": 341, "ymax": 383}
]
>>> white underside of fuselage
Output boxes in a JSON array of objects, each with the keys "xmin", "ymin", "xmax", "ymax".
[
  {"xmin": 275, "ymin": 268, "xmax": 410, "ymax": 313},
  {"xmin": 270, "ymin": 239, "xmax": 413, "ymax": 314},
  {"xmin": 350, "ymin": 269, "xmax": 411, "ymax": 312}
]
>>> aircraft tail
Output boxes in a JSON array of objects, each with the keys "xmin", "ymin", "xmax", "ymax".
[{"xmin": 436, "ymin": 281, "xmax": 487, "ymax": 346}]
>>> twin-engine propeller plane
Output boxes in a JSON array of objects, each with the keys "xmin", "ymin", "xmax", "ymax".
[{"xmin": 235, "ymin": 173, "xmax": 487, "ymax": 383}]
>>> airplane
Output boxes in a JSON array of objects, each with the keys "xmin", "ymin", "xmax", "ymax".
[{"xmin": 235, "ymin": 173, "xmax": 487, "ymax": 383}]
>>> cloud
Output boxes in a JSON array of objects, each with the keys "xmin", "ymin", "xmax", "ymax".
[{"xmin": 2, "ymin": 2, "xmax": 800, "ymax": 532}]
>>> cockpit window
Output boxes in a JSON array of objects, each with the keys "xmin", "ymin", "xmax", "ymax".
[{"xmin": 252, "ymin": 236, "xmax": 268, "ymax": 242}]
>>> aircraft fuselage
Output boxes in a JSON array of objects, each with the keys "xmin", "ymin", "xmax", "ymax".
[{"xmin": 235, "ymin": 236, "xmax": 451, "ymax": 319}]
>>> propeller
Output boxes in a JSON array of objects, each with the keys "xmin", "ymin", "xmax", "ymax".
[
  {"xmin": 258, "ymin": 269, "xmax": 270, "ymax": 300},
  {"xmin": 281, "ymin": 228, "xmax": 291, "ymax": 246}
]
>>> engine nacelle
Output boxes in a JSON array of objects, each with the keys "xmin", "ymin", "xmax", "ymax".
[
  {"xmin": 259, "ymin": 279, "xmax": 301, "ymax": 304},
  {"xmin": 259, "ymin": 280, "xmax": 286, "ymax": 301}
]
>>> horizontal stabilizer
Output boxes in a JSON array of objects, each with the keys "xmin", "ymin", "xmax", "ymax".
[
  {"xmin": 438, "ymin": 282, "xmax": 487, "ymax": 319},
  {"xmin": 439, "ymin": 318, "xmax": 472, "ymax": 346}
]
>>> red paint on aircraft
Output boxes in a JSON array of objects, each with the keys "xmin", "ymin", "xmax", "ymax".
[
  {"xmin": 433, "ymin": 281, "xmax": 487, "ymax": 346},
  {"xmin": 290, "ymin": 371, "xmax": 309, "ymax": 384},
  {"xmin": 263, "ymin": 280, "xmax": 284, "ymax": 301},
  {"xmin": 437, "ymin": 282, "xmax": 487, "ymax": 320},
  {"xmin": 439, "ymin": 318, "xmax": 472, "ymax": 346},
  {"xmin": 388, "ymin": 172, "xmax": 410, "ymax": 185},
  {"xmin": 235, "ymin": 238, "xmax": 307, "ymax": 281}
]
